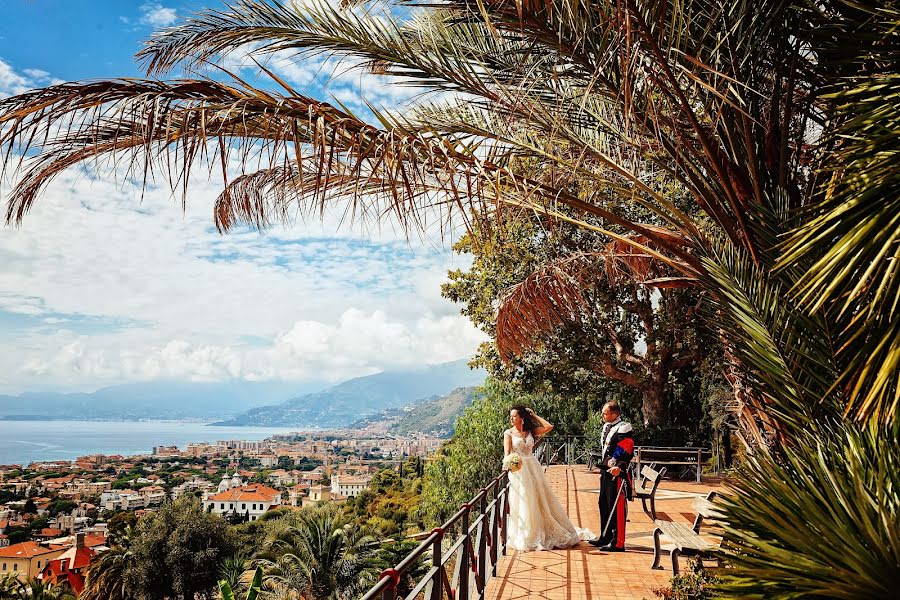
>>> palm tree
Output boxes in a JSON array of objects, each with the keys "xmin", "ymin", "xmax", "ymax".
[
  {"xmin": 0, "ymin": 573, "xmax": 21, "ymax": 599},
  {"xmin": 82, "ymin": 529, "xmax": 134, "ymax": 600},
  {"xmin": 10, "ymin": 579, "xmax": 75, "ymax": 600},
  {"xmin": 219, "ymin": 566, "xmax": 262, "ymax": 600},
  {"xmin": 217, "ymin": 555, "xmax": 250, "ymax": 596},
  {"xmin": 1, "ymin": 0, "xmax": 898, "ymax": 595},
  {"xmin": 256, "ymin": 505, "xmax": 378, "ymax": 599}
]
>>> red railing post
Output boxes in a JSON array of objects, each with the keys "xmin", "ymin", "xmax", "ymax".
[
  {"xmin": 500, "ymin": 472, "xmax": 509, "ymax": 554},
  {"xmin": 477, "ymin": 489, "xmax": 487, "ymax": 592},
  {"xmin": 459, "ymin": 503, "xmax": 471, "ymax": 600},
  {"xmin": 489, "ymin": 480, "xmax": 499, "ymax": 574},
  {"xmin": 360, "ymin": 470, "xmax": 513, "ymax": 600},
  {"xmin": 380, "ymin": 568, "xmax": 400, "ymax": 600},
  {"xmin": 431, "ymin": 527, "xmax": 444, "ymax": 600}
]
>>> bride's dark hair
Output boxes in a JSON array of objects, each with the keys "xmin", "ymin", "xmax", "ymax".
[{"xmin": 510, "ymin": 405, "xmax": 541, "ymax": 434}]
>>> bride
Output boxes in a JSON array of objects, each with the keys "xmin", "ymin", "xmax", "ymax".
[{"xmin": 503, "ymin": 405, "xmax": 591, "ymax": 551}]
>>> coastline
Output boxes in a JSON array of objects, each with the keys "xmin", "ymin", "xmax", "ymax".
[{"xmin": 0, "ymin": 420, "xmax": 302, "ymax": 465}]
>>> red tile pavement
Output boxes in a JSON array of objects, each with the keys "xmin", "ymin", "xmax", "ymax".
[{"xmin": 484, "ymin": 466, "xmax": 723, "ymax": 600}]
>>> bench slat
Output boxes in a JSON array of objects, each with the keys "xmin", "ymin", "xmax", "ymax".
[{"xmin": 655, "ymin": 521, "xmax": 715, "ymax": 551}]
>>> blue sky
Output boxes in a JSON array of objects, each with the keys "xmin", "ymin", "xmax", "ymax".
[
  {"xmin": 0, "ymin": 1, "xmax": 483, "ymax": 394},
  {"xmin": 0, "ymin": 2, "xmax": 202, "ymax": 80}
]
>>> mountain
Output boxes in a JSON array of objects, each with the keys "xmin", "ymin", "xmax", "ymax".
[
  {"xmin": 212, "ymin": 360, "xmax": 485, "ymax": 428},
  {"xmin": 390, "ymin": 387, "xmax": 480, "ymax": 437},
  {"xmin": 0, "ymin": 381, "xmax": 322, "ymax": 421}
]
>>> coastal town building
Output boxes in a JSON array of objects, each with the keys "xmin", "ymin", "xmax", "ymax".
[
  {"xmin": 301, "ymin": 484, "xmax": 332, "ymax": 507},
  {"xmin": 171, "ymin": 476, "xmax": 214, "ymax": 498},
  {"xmin": 37, "ymin": 533, "xmax": 96, "ymax": 594},
  {"xmin": 0, "ymin": 541, "xmax": 66, "ymax": 580},
  {"xmin": 203, "ymin": 484, "xmax": 282, "ymax": 520},
  {"xmin": 330, "ymin": 474, "xmax": 372, "ymax": 498}
]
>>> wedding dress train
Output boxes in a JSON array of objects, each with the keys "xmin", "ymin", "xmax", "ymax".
[{"xmin": 504, "ymin": 429, "xmax": 594, "ymax": 551}]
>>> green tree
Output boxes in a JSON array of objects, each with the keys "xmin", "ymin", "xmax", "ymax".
[
  {"xmin": 129, "ymin": 497, "xmax": 238, "ymax": 600},
  {"xmin": 369, "ymin": 540, "xmax": 430, "ymax": 598},
  {"xmin": 106, "ymin": 511, "xmax": 138, "ymax": 539},
  {"xmin": 0, "ymin": 574, "xmax": 21, "ymax": 599},
  {"xmin": 5, "ymin": 526, "xmax": 29, "ymax": 545},
  {"xmin": 217, "ymin": 566, "xmax": 261, "ymax": 600},
  {"xmin": 12, "ymin": 579, "xmax": 74, "ymax": 600},
  {"xmin": 216, "ymin": 555, "xmax": 249, "ymax": 598},
  {"xmin": 349, "ymin": 465, "xmax": 424, "ymax": 537},
  {"xmin": 444, "ymin": 210, "xmax": 716, "ymax": 427},
  {"xmin": 48, "ymin": 500, "xmax": 77, "ymax": 517}
]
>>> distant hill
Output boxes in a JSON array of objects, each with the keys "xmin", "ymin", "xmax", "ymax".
[
  {"xmin": 0, "ymin": 381, "xmax": 321, "ymax": 422},
  {"xmin": 390, "ymin": 387, "xmax": 480, "ymax": 437},
  {"xmin": 212, "ymin": 360, "xmax": 485, "ymax": 428}
]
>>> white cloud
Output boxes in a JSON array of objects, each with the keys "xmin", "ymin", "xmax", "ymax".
[
  {"xmin": 22, "ymin": 68, "xmax": 50, "ymax": 80},
  {"xmin": 0, "ymin": 158, "xmax": 484, "ymax": 393},
  {"xmin": 0, "ymin": 58, "xmax": 64, "ymax": 98},
  {"xmin": 0, "ymin": 57, "xmax": 36, "ymax": 98},
  {"xmin": 9, "ymin": 308, "xmax": 484, "ymax": 390},
  {"xmin": 140, "ymin": 3, "xmax": 178, "ymax": 28}
]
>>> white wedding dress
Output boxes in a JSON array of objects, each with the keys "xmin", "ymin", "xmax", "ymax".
[{"xmin": 504, "ymin": 429, "xmax": 593, "ymax": 551}]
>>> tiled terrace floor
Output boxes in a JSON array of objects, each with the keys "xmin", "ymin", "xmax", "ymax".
[{"xmin": 484, "ymin": 466, "xmax": 723, "ymax": 600}]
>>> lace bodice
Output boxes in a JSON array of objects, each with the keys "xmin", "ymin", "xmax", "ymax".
[{"xmin": 505, "ymin": 429, "xmax": 535, "ymax": 456}]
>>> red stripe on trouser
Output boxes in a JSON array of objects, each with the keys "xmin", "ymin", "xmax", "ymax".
[{"xmin": 615, "ymin": 482, "xmax": 626, "ymax": 548}]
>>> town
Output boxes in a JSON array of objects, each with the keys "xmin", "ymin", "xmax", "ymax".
[{"xmin": 0, "ymin": 430, "xmax": 443, "ymax": 591}]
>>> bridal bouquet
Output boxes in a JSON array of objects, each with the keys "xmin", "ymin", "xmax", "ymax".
[{"xmin": 503, "ymin": 452, "xmax": 523, "ymax": 473}]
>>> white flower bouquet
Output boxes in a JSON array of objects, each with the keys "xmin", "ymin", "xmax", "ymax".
[{"xmin": 503, "ymin": 452, "xmax": 523, "ymax": 473}]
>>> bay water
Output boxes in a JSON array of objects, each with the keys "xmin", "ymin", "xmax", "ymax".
[{"xmin": 0, "ymin": 420, "xmax": 300, "ymax": 465}]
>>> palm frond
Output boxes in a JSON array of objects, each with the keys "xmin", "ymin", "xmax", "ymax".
[
  {"xmin": 496, "ymin": 232, "xmax": 695, "ymax": 360},
  {"xmin": 700, "ymin": 238, "xmax": 840, "ymax": 439},
  {"xmin": 779, "ymin": 4, "xmax": 900, "ymax": 426},
  {"xmin": 718, "ymin": 420, "xmax": 900, "ymax": 599}
]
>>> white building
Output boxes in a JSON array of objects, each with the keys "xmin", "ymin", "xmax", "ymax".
[
  {"xmin": 171, "ymin": 477, "xmax": 214, "ymax": 499},
  {"xmin": 330, "ymin": 474, "xmax": 371, "ymax": 498},
  {"xmin": 203, "ymin": 484, "xmax": 282, "ymax": 521},
  {"xmin": 100, "ymin": 490, "xmax": 146, "ymax": 511}
]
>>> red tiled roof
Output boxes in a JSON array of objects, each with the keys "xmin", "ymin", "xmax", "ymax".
[
  {"xmin": 83, "ymin": 533, "xmax": 108, "ymax": 548},
  {"xmin": 206, "ymin": 484, "xmax": 280, "ymax": 503},
  {"xmin": 37, "ymin": 528, "xmax": 65, "ymax": 537},
  {"xmin": 0, "ymin": 541, "xmax": 62, "ymax": 558}
]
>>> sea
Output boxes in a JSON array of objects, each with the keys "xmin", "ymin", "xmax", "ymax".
[{"xmin": 0, "ymin": 420, "xmax": 300, "ymax": 465}]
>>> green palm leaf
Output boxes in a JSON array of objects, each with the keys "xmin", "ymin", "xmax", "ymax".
[{"xmin": 718, "ymin": 421, "xmax": 900, "ymax": 598}]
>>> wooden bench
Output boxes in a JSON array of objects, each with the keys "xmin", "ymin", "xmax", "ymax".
[
  {"xmin": 651, "ymin": 491, "xmax": 722, "ymax": 575},
  {"xmin": 586, "ymin": 451, "xmax": 602, "ymax": 471},
  {"xmin": 635, "ymin": 446, "xmax": 709, "ymax": 482},
  {"xmin": 633, "ymin": 465, "xmax": 666, "ymax": 519}
]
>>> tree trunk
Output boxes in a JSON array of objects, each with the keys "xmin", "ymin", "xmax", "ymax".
[{"xmin": 641, "ymin": 385, "xmax": 666, "ymax": 427}]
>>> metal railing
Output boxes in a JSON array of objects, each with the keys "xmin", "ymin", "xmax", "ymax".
[
  {"xmin": 360, "ymin": 436, "xmax": 602, "ymax": 600},
  {"xmin": 536, "ymin": 435, "xmax": 593, "ymax": 466},
  {"xmin": 360, "ymin": 471, "xmax": 511, "ymax": 600}
]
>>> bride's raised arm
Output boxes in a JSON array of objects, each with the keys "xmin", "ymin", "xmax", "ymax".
[{"xmin": 527, "ymin": 409, "xmax": 555, "ymax": 436}]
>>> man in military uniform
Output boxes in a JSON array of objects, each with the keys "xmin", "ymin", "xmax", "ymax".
[{"xmin": 589, "ymin": 401, "xmax": 634, "ymax": 551}]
